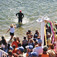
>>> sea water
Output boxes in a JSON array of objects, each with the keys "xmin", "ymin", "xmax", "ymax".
[{"xmin": 0, "ymin": 0, "xmax": 57, "ymax": 41}]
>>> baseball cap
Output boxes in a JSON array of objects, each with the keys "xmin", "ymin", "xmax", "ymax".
[
  {"xmin": 17, "ymin": 46, "xmax": 24, "ymax": 52},
  {"xmin": 29, "ymin": 45, "xmax": 33, "ymax": 49},
  {"xmin": 31, "ymin": 52, "xmax": 37, "ymax": 56},
  {"xmin": 9, "ymin": 46, "xmax": 13, "ymax": 50},
  {"xmin": 26, "ymin": 45, "xmax": 33, "ymax": 49}
]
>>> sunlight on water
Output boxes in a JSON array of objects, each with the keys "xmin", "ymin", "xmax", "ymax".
[
  {"xmin": 22, "ymin": 17, "xmax": 29, "ymax": 24},
  {"xmin": 0, "ymin": 0, "xmax": 57, "ymax": 38},
  {"xmin": 14, "ymin": 18, "xmax": 18, "ymax": 23}
]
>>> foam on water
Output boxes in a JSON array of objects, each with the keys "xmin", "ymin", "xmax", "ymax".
[{"xmin": 13, "ymin": 17, "xmax": 29, "ymax": 24}]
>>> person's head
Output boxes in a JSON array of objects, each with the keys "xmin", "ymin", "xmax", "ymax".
[
  {"xmin": 38, "ymin": 36, "xmax": 41, "ymax": 39},
  {"xmin": 8, "ymin": 44, "xmax": 10, "ymax": 50},
  {"xmin": 35, "ymin": 30, "xmax": 38, "ymax": 32},
  {"xmin": 26, "ymin": 45, "xmax": 33, "ymax": 52},
  {"xmin": 1, "ymin": 36, "xmax": 4, "ymax": 40},
  {"xmin": 12, "ymin": 45, "xmax": 16, "ymax": 49},
  {"xmin": 29, "ymin": 45, "xmax": 33, "ymax": 52},
  {"xmin": 43, "ymin": 46, "xmax": 48, "ymax": 54},
  {"xmin": 35, "ymin": 30, "xmax": 39, "ymax": 34},
  {"xmin": 24, "ymin": 37, "xmax": 26, "ymax": 40},
  {"xmin": 17, "ymin": 47, "xmax": 24, "ymax": 54},
  {"xmin": 28, "ymin": 30, "xmax": 31, "ymax": 33},
  {"xmin": 10, "ymin": 24, "xmax": 13, "ymax": 28},
  {"xmin": 30, "ymin": 40, "xmax": 33, "ymax": 43},
  {"xmin": 31, "ymin": 52, "xmax": 38, "ymax": 57},
  {"xmin": 26, "ymin": 45, "xmax": 30, "ymax": 52},
  {"xmin": 8, "ymin": 50, "xmax": 13, "ymax": 57},
  {"xmin": 16, "ymin": 37, "xmax": 20, "ymax": 42},
  {"xmin": 19, "ymin": 10, "xmax": 22, "ymax": 13},
  {"xmin": 9, "ymin": 46, "xmax": 13, "ymax": 50},
  {"xmin": 14, "ymin": 38, "xmax": 16, "ymax": 41}
]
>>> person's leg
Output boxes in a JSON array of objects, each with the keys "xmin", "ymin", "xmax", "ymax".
[
  {"xmin": 10, "ymin": 33, "xmax": 14, "ymax": 40},
  {"xmin": 21, "ymin": 19, "xmax": 22, "ymax": 23},
  {"xmin": 18, "ymin": 18, "xmax": 20, "ymax": 23},
  {"xmin": 19, "ymin": 19, "xmax": 22, "ymax": 24},
  {"xmin": 10, "ymin": 35, "xmax": 13, "ymax": 40},
  {"xmin": 19, "ymin": 19, "xmax": 22, "ymax": 27}
]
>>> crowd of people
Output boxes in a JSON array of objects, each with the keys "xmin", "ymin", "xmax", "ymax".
[{"xmin": 0, "ymin": 21, "xmax": 57, "ymax": 57}]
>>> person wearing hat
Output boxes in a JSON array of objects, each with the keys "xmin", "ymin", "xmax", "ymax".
[
  {"xmin": 16, "ymin": 10, "xmax": 24, "ymax": 24},
  {"xmin": 33, "ymin": 39, "xmax": 43, "ymax": 56},
  {"xmin": 25, "ymin": 45, "xmax": 33, "ymax": 57},
  {"xmin": 16, "ymin": 46, "xmax": 24, "ymax": 57},
  {"xmin": 31, "ymin": 52, "xmax": 38, "ymax": 57},
  {"xmin": 7, "ymin": 24, "xmax": 16, "ymax": 41}
]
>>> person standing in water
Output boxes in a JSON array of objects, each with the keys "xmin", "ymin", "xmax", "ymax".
[
  {"xmin": 7, "ymin": 24, "xmax": 16, "ymax": 40},
  {"xmin": 16, "ymin": 10, "xmax": 24, "ymax": 24}
]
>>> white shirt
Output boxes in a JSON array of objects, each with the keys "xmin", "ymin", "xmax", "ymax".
[
  {"xmin": 10, "ymin": 27, "xmax": 15, "ymax": 33},
  {"xmin": 33, "ymin": 46, "xmax": 43, "ymax": 55}
]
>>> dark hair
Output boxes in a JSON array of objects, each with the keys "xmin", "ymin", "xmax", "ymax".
[
  {"xmin": 1, "ymin": 36, "xmax": 4, "ymax": 39},
  {"xmin": 8, "ymin": 44, "xmax": 10, "ymax": 50},
  {"xmin": 18, "ymin": 44, "xmax": 21, "ymax": 47},
  {"xmin": 14, "ymin": 38, "xmax": 16, "ymax": 41},
  {"xmin": 1, "ymin": 36, "xmax": 7, "ymax": 45},
  {"xmin": 33, "ymin": 39, "xmax": 36, "ymax": 41},
  {"xmin": 24, "ymin": 37, "xmax": 26, "ymax": 39},
  {"xmin": 28, "ymin": 30, "xmax": 31, "ymax": 32},
  {"xmin": 8, "ymin": 52, "xmax": 12, "ymax": 55},
  {"xmin": 43, "ymin": 47, "xmax": 48, "ymax": 51},
  {"xmin": 13, "ymin": 45, "xmax": 15, "ymax": 49}
]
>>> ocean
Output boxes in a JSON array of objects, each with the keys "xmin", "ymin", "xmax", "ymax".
[{"xmin": 0, "ymin": 0, "xmax": 57, "ymax": 41}]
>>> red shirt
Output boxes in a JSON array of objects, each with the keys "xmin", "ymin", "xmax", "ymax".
[{"xmin": 12, "ymin": 41, "xmax": 18, "ymax": 48}]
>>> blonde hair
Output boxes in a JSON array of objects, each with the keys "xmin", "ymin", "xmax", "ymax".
[{"xmin": 10, "ymin": 24, "xmax": 13, "ymax": 27}]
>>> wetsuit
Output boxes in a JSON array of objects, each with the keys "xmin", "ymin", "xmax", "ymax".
[{"xmin": 16, "ymin": 12, "xmax": 24, "ymax": 23}]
